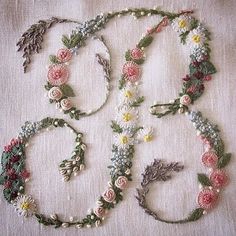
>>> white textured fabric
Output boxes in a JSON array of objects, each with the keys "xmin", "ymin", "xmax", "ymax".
[{"xmin": 0, "ymin": 1, "xmax": 236, "ymax": 236}]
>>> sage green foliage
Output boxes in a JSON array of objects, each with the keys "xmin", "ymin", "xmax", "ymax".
[
  {"xmin": 217, "ymin": 153, "xmax": 231, "ymax": 169},
  {"xmin": 130, "ymin": 96, "xmax": 145, "ymax": 107},
  {"xmin": 111, "ymin": 121, "xmax": 123, "ymax": 133},
  {"xmin": 197, "ymin": 173, "xmax": 212, "ymax": 186},
  {"xmin": 62, "ymin": 33, "xmax": 82, "ymax": 49},
  {"xmin": 60, "ymin": 84, "xmax": 75, "ymax": 97}
]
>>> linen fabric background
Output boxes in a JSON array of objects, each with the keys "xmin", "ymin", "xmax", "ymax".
[{"xmin": 0, "ymin": 0, "xmax": 235, "ymax": 236}]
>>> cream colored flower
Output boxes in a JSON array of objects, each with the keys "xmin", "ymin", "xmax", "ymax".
[
  {"xmin": 187, "ymin": 26, "xmax": 206, "ymax": 49},
  {"xmin": 13, "ymin": 194, "xmax": 37, "ymax": 217},
  {"xmin": 114, "ymin": 131, "xmax": 134, "ymax": 149},
  {"xmin": 137, "ymin": 127, "xmax": 154, "ymax": 142},
  {"xmin": 120, "ymin": 83, "xmax": 139, "ymax": 105},
  {"xmin": 117, "ymin": 106, "xmax": 138, "ymax": 128},
  {"xmin": 172, "ymin": 15, "xmax": 193, "ymax": 33}
]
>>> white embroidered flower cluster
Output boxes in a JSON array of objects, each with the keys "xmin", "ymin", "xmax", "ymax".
[{"xmin": 172, "ymin": 15, "xmax": 209, "ymax": 62}]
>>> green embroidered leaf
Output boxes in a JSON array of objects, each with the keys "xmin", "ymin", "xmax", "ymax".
[
  {"xmin": 187, "ymin": 208, "xmax": 204, "ymax": 222},
  {"xmin": 3, "ymin": 188, "xmax": 12, "ymax": 202},
  {"xmin": 217, "ymin": 153, "xmax": 231, "ymax": 169},
  {"xmin": 130, "ymin": 96, "xmax": 145, "ymax": 107},
  {"xmin": 61, "ymin": 35, "xmax": 71, "ymax": 48},
  {"xmin": 189, "ymin": 64, "xmax": 198, "ymax": 75},
  {"xmin": 119, "ymin": 77, "xmax": 126, "ymax": 90},
  {"xmin": 49, "ymin": 55, "xmax": 59, "ymax": 64},
  {"xmin": 199, "ymin": 61, "xmax": 217, "ymax": 75},
  {"xmin": 41, "ymin": 117, "xmax": 53, "ymax": 128},
  {"xmin": 197, "ymin": 173, "xmax": 212, "ymax": 186},
  {"xmin": 1, "ymin": 152, "xmax": 11, "ymax": 167},
  {"xmin": 0, "ymin": 174, "xmax": 5, "ymax": 185},
  {"xmin": 137, "ymin": 35, "xmax": 153, "ymax": 48},
  {"xmin": 133, "ymin": 58, "xmax": 145, "ymax": 65},
  {"xmin": 111, "ymin": 121, "xmax": 123, "ymax": 133},
  {"xmin": 125, "ymin": 50, "xmax": 131, "ymax": 61},
  {"xmin": 190, "ymin": 19, "xmax": 199, "ymax": 30},
  {"xmin": 70, "ymin": 33, "xmax": 81, "ymax": 48},
  {"xmin": 60, "ymin": 84, "xmax": 75, "ymax": 97},
  {"xmin": 180, "ymin": 31, "xmax": 189, "ymax": 44}
]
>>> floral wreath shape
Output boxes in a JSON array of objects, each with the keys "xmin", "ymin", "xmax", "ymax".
[
  {"xmin": 0, "ymin": 117, "xmax": 87, "ymax": 206},
  {"xmin": 44, "ymin": 35, "xmax": 111, "ymax": 120},
  {"xmin": 1, "ymin": 8, "xmax": 228, "ymax": 229}
]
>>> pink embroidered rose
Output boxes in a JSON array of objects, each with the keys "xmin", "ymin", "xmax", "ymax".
[
  {"xmin": 94, "ymin": 207, "xmax": 105, "ymax": 218},
  {"xmin": 57, "ymin": 48, "xmax": 72, "ymax": 62},
  {"xmin": 201, "ymin": 151, "xmax": 218, "ymax": 168},
  {"xmin": 47, "ymin": 64, "xmax": 69, "ymax": 86},
  {"xmin": 179, "ymin": 94, "xmax": 191, "ymax": 106},
  {"xmin": 203, "ymin": 75, "xmax": 212, "ymax": 81},
  {"xmin": 210, "ymin": 170, "xmax": 228, "ymax": 188},
  {"xmin": 197, "ymin": 188, "xmax": 217, "ymax": 209},
  {"xmin": 48, "ymin": 87, "xmax": 63, "ymax": 100},
  {"xmin": 115, "ymin": 176, "xmax": 128, "ymax": 190},
  {"xmin": 60, "ymin": 98, "xmax": 73, "ymax": 111},
  {"xmin": 123, "ymin": 61, "xmax": 141, "ymax": 83},
  {"xmin": 130, "ymin": 48, "xmax": 144, "ymax": 60},
  {"xmin": 103, "ymin": 188, "xmax": 116, "ymax": 203}
]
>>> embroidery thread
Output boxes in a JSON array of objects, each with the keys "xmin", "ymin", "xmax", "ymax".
[
  {"xmin": 136, "ymin": 110, "xmax": 231, "ymax": 224},
  {"xmin": 44, "ymin": 35, "xmax": 111, "ymax": 120}
]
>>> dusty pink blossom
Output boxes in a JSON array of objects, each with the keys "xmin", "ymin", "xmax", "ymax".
[
  {"xmin": 57, "ymin": 48, "xmax": 72, "ymax": 62},
  {"xmin": 47, "ymin": 64, "xmax": 69, "ymax": 86}
]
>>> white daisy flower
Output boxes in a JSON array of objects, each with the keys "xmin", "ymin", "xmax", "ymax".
[
  {"xmin": 120, "ymin": 83, "xmax": 139, "ymax": 105},
  {"xmin": 114, "ymin": 131, "xmax": 135, "ymax": 149},
  {"xmin": 13, "ymin": 194, "xmax": 37, "ymax": 217},
  {"xmin": 116, "ymin": 105, "xmax": 138, "ymax": 128},
  {"xmin": 172, "ymin": 15, "xmax": 193, "ymax": 33},
  {"xmin": 137, "ymin": 127, "xmax": 154, "ymax": 142},
  {"xmin": 187, "ymin": 26, "xmax": 206, "ymax": 49}
]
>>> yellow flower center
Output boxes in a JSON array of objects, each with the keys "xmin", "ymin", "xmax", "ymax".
[
  {"xmin": 124, "ymin": 90, "xmax": 133, "ymax": 98},
  {"xmin": 123, "ymin": 112, "xmax": 132, "ymax": 122},
  {"xmin": 144, "ymin": 135, "xmax": 153, "ymax": 142},
  {"xmin": 192, "ymin": 35, "xmax": 201, "ymax": 43},
  {"xmin": 20, "ymin": 201, "xmax": 30, "ymax": 210},
  {"xmin": 178, "ymin": 19, "xmax": 187, "ymax": 28},
  {"xmin": 120, "ymin": 136, "xmax": 128, "ymax": 144}
]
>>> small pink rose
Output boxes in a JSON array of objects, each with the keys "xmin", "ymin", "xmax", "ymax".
[
  {"xmin": 201, "ymin": 151, "xmax": 218, "ymax": 168},
  {"xmin": 57, "ymin": 48, "xmax": 72, "ymax": 62},
  {"xmin": 47, "ymin": 64, "xmax": 69, "ymax": 86},
  {"xmin": 210, "ymin": 170, "xmax": 228, "ymax": 188},
  {"xmin": 94, "ymin": 207, "xmax": 105, "ymax": 218},
  {"xmin": 103, "ymin": 188, "xmax": 116, "ymax": 203},
  {"xmin": 48, "ymin": 87, "xmax": 63, "ymax": 100},
  {"xmin": 179, "ymin": 94, "xmax": 191, "ymax": 106},
  {"xmin": 197, "ymin": 188, "xmax": 217, "ymax": 209},
  {"xmin": 130, "ymin": 48, "xmax": 144, "ymax": 60},
  {"xmin": 60, "ymin": 98, "xmax": 73, "ymax": 111},
  {"xmin": 115, "ymin": 176, "xmax": 128, "ymax": 190},
  {"xmin": 123, "ymin": 61, "xmax": 141, "ymax": 83}
]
